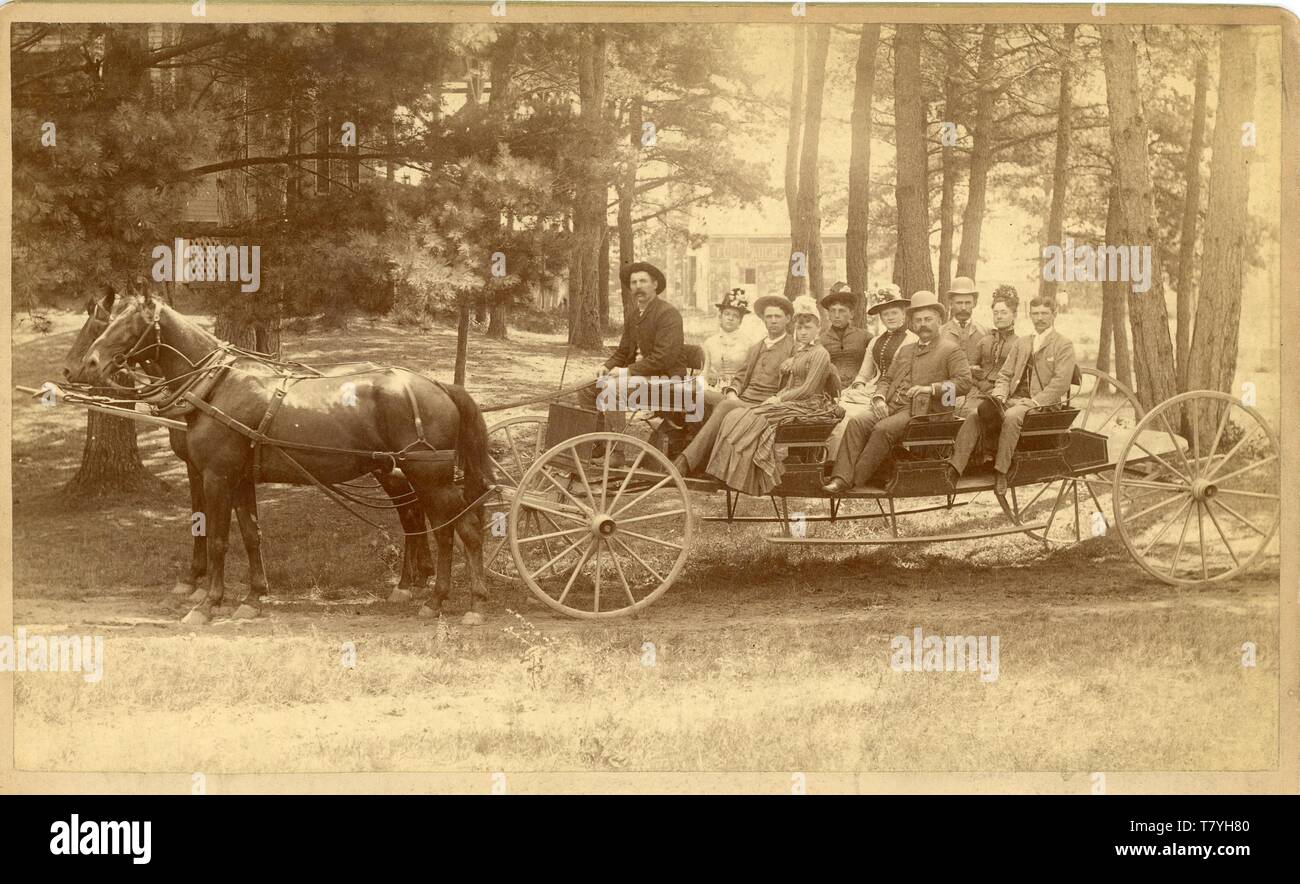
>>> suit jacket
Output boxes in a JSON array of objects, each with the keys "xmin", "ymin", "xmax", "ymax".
[
  {"xmin": 605, "ymin": 296, "xmax": 686, "ymax": 376},
  {"xmin": 941, "ymin": 318, "xmax": 988, "ymax": 370},
  {"xmin": 972, "ymin": 326, "xmax": 1018, "ymax": 394},
  {"xmin": 875, "ymin": 336, "xmax": 972, "ymax": 414},
  {"xmin": 725, "ymin": 334, "xmax": 798, "ymax": 402},
  {"xmin": 991, "ymin": 329, "xmax": 1076, "ymax": 407}
]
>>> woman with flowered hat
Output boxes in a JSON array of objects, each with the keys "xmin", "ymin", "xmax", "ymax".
[
  {"xmin": 699, "ymin": 294, "xmax": 840, "ymax": 495},
  {"xmin": 701, "ymin": 288, "xmax": 755, "ymax": 391}
]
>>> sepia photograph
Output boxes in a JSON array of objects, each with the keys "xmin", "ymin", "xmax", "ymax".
[{"xmin": 1, "ymin": 0, "xmax": 1295, "ymax": 810}]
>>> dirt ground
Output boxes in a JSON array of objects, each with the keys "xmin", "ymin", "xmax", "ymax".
[{"xmin": 8, "ymin": 309, "xmax": 1284, "ymax": 778}]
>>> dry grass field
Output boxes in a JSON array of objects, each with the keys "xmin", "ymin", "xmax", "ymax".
[{"xmin": 8, "ymin": 308, "xmax": 1282, "ymax": 775}]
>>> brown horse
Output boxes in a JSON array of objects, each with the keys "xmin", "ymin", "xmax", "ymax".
[
  {"xmin": 71, "ymin": 290, "xmax": 494, "ymax": 624},
  {"xmin": 60, "ymin": 288, "xmax": 438, "ymax": 602}
]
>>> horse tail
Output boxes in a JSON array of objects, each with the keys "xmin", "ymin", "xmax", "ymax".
[{"xmin": 438, "ymin": 382, "xmax": 494, "ymax": 503}]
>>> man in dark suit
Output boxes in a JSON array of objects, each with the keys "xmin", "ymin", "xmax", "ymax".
[
  {"xmin": 823, "ymin": 291, "xmax": 971, "ymax": 493},
  {"xmin": 576, "ymin": 261, "xmax": 685, "ymax": 418}
]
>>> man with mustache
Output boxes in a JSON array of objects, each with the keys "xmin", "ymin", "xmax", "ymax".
[
  {"xmin": 823, "ymin": 291, "xmax": 971, "ymax": 493},
  {"xmin": 946, "ymin": 286, "xmax": 1020, "ymax": 485},
  {"xmin": 941, "ymin": 276, "xmax": 987, "ymax": 371}
]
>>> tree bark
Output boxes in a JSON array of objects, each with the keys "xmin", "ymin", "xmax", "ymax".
[
  {"xmin": 1176, "ymin": 54, "xmax": 1209, "ymax": 392},
  {"xmin": 846, "ymin": 24, "xmax": 880, "ymax": 327},
  {"xmin": 454, "ymin": 300, "xmax": 471, "ymax": 386},
  {"xmin": 938, "ymin": 28, "xmax": 960, "ymax": 301},
  {"xmin": 892, "ymin": 24, "xmax": 935, "ymax": 297},
  {"xmin": 569, "ymin": 26, "xmax": 608, "ymax": 350},
  {"xmin": 955, "ymin": 24, "xmax": 999, "ymax": 281},
  {"xmin": 1187, "ymin": 26, "xmax": 1256, "ymax": 438},
  {"xmin": 785, "ymin": 24, "xmax": 831, "ymax": 300},
  {"xmin": 1039, "ymin": 23, "xmax": 1076, "ymax": 301},
  {"xmin": 1099, "ymin": 184, "xmax": 1133, "ymax": 393},
  {"xmin": 616, "ymin": 98, "xmax": 643, "ymax": 321},
  {"xmin": 784, "ymin": 33, "xmax": 806, "ymax": 233},
  {"xmin": 1101, "ymin": 24, "xmax": 1177, "ymax": 411}
]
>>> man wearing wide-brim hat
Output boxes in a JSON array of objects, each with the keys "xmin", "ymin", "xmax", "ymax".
[
  {"xmin": 823, "ymin": 290, "xmax": 971, "ymax": 493},
  {"xmin": 817, "ymin": 282, "xmax": 871, "ymax": 390},
  {"xmin": 941, "ymin": 276, "xmax": 987, "ymax": 371}
]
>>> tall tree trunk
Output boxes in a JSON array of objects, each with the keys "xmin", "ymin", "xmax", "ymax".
[
  {"xmin": 1039, "ymin": 23, "xmax": 1076, "ymax": 301},
  {"xmin": 1187, "ymin": 26, "xmax": 1256, "ymax": 439},
  {"xmin": 616, "ymin": 98, "xmax": 643, "ymax": 320},
  {"xmin": 784, "ymin": 33, "xmax": 806, "ymax": 233},
  {"xmin": 454, "ymin": 300, "xmax": 471, "ymax": 385},
  {"xmin": 785, "ymin": 24, "xmax": 831, "ymax": 300},
  {"xmin": 485, "ymin": 27, "xmax": 519, "ymax": 342},
  {"xmin": 1101, "ymin": 24, "xmax": 1177, "ymax": 411},
  {"xmin": 66, "ymin": 25, "xmax": 156, "ymax": 496},
  {"xmin": 892, "ymin": 24, "xmax": 935, "ymax": 297},
  {"xmin": 599, "ymin": 228, "xmax": 611, "ymax": 331},
  {"xmin": 846, "ymin": 24, "xmax": 880, "ymax": 328},
  {"xmin": 569, "ymin": 26, "xmax": 608, "ymax": 350},
  {"xmin": 1176, "ymin": 54, "xmax": 1209, "ymax": 392},
  {"xmin": 938, "ymin": 28, "xmax": 960, "ymax": 301},
  {"xmin": 956, "ymin": 24, "xmax": 999, "ymax": 280}
]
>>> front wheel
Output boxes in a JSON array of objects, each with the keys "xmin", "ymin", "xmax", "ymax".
[{"xmin": 509, "ymin": 432, "xmax": 693, "ymax": 619}]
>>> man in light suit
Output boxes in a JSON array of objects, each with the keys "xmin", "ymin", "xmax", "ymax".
[{"xmin": 986, "ymin": 295, "xmax": 1077, "ymax": 497}]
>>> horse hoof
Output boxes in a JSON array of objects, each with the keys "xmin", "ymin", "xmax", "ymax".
[
  {"xmin": 417, "ymin": 605, "xmax": 438, "ymax": 619},
  {"xmin": 172, "ymin": 582, "xmax": 195, "ymax": 597},
  {"xmin": 181, "ymin": 607, "xmax": 210, "ymax": 626},
  {"xmin": 461, "ymin": 611, "xmax": 485, "ymax": 626},
  {"xmin": 388, "ymin": 588, "xmax": 413, "ymax": 604},
  {"xmin": 186, "ymin": 588, "xmax": 208, "ymax": 604},
  {"xmin": 232, "ymin": 604, "xmax": 260, "ymax": 620}
]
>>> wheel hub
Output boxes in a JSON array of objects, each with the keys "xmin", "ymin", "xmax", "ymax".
[
  {"xmin": 1190, "ymin": 478, "xmax": 1218, "ymax": 501},
  {"xmin": 590, "ymin": 513, "xmax": 617, "ymax": 536}
]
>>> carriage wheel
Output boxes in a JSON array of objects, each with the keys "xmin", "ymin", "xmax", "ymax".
[
  {"xmin": 1113, "ymin": 391, "xmax": 1279, "ymax": 585},
  {"xmin": 483, "ymin": 416, "xmax": 549, "ymax": 580},
  {"xmin": 510, "ymin": 431, "xmax": 693, "ymax": 619},
  {"xmin": 1012, "ymin": 367, "xmax": 1145, "ymax": 545}
]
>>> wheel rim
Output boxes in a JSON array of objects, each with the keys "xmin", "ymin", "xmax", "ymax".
[
  {"xmin": 510, "ymin": 432, "xmax": 692, "ymax": 619},
  {"xmin": 1113, "ymin": 391, "xmax": 1279, "ymax": 585},
  {"xmin": 483, "ymin": 417, "xmax": 549, "ymax": 580}
]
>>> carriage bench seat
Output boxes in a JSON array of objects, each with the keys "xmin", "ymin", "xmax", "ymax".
[
  {"xmin": 1007, "ymin": 404, "xmax": 1089, "ymax": 486},
  {"xmin": 882, "ymin": 413, "xmax": 967, "ymax": 497}
]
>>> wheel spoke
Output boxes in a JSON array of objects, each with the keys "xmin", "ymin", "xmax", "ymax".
[
  {"xmin": 607, "ymin": 447, "xmax": 648, "ymax": 513},
  {"xmin": 1212, "ymin": 488, "xmax": 1279, "ymax": 501},
  {"xmin": 489, "ymin": 454, "xmax": 516, "ymax": 486},
  {"xmin": 1140, "ymin": 497, "xmax": 1192, "ymax": 558},
  {"xmin": 1125, "ymin": 489, "xmax": 1190, "ymax": 527},
  {"xmin": 600, "ymin": 440, "xmax": 613, "ymax": 510},
  {"xmin": 617, "ymin": 507, "xmax": 688, "ymax": 526},
  {"xmin": 609, "ymin": 535, "xmax": 665, "ymax": 583},
  {"xmin": 613, "ymin": 473, "xmax": 674, "ymax": 518},
  {"xmin": 505, "ymin": 424, "xmax": 527, "ymax": 483},
  {"xmin": 1120, "ymin": 477, "xmax": 1189, "ymax": 492},
  {"xmin": 1211, "ymin": 454, "xmax": 1277, "ymax": 486},
  {"xmin": 528, "ymin": 533, "xmax": 589, "ymax": 581},
  {"xmin": 556, "ymin": 539, "xmax": 598, "ymax": 606},
  {"xmin": 1202, "ymin": 501, "xmax": 1240, "ymax": 568},
  {"xmin": 517, "ymin": 524, "xmax": 589, "ymax": 544},
  {"xmin": 1132, "ymin": 439, "xmax": 1190, "ymax": 483},
  {"xmin": 592, "ymin": 540, "xmax": 602, "ymax": 613},
  {"xmin": 1167, "ymin": 500, "xmax": 1196, "ymax": 576},
  {"xmin": 1209, "ymin": 498, "xmax": 1268, "ymax": 538},
  {"xmin": 566, "ymin": 443, "xmax": 598, "ymax": 506},
  {"xmin": 1196, "ymin": 501, "xmax": 1208, "ymax": 580},
  {"xmin": 1095, "ymin": 397, "xmax": 1128, "ymax": 434},
  {"xmin": 1206, "ymin": 424, "xmax": 1260, "ymax": 481},
  {"xmin": 605, "ymin": 537, "xmax": 638, "ymax": 607},
  {"xmin": 1205, "ymin": 399, "xmax": 1233, "ymax": 464},
  {"xmin": 535, "ymin": 465, "xmax": 595, "ymax": 516},
  {"xmin": 518, "ymin": 498, "xmax": 588, "ymax": 525},
  {"xmin": 617, "ymin": 528, "xmax": 683, "ymax": 551}
]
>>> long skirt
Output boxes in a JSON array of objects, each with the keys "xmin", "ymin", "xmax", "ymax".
[{"xmin": 704, "ymin": 396, "xmax": 839, "ymax": 496}]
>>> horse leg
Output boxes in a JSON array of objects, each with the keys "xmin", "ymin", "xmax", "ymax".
[
  {"xmin": 176, "ymin": 458, "xmax": 209, "ymax": 602},
  {"xmin": 182, "ymin": 470, "xmax": 235, "ymax": 626},
  {"xmin": 418, "ymin": 522, "xmax": 455, "ymax": 620},
  {"xmin": 454, "ymin": 502, "xmax": 490, "ymax": 607},
  {"xmin": 232, "ymin": 473, "xmax": 268, "ymax": 619},
  {"xmin": 374, "ymin": 470, "xmax": 431, "ymax": 603}
]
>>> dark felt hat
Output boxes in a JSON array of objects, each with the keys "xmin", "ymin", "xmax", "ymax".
[
  {"xmin": 715, "ymin": 288, "xmax": 751, "ymax": 315},
  {"xmin": 619, "ymin": 261, "xmax": 667, "ymax": 294},
  {"xmin": 820, "ymin": 282, "xmax": 857, "ymax": 311}
]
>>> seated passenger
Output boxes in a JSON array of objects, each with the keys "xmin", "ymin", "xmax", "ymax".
[
  {"xmin": 946, "ymin": 286, "xmax": 1020, "ymax": 483},
  {"xmin": 817, "ymin": 282, "xmax": 871, "ymax": 389},
  {"xmin": 673, "ymin": 294, "xmax": 795, "ymax": 475},
  {"xmin": 829, "ymin": 284, "xmax": 917, "ymax": 459},
  {"xmin": 698, "ymin": 295, "xmax": 838, "ymax": 495},
  {"xmin": 701, "ymin": 288, "xmax": 754, "ymax": 391},
  {"xmin": 822, "ymin": 291, "xmax": 971, "ymax": 494},
  {"xmin": 983, "ymin": 295, "xmax": 1077, "ymax": 498}
]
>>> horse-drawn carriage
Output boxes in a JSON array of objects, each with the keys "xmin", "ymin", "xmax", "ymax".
[
  {"xmin": 30, "ymin": 291, "xmax": 1280, "ymax": 625},
  {"xmin": 481, "ymin": 367, "xmax": 1280, "ymax": 619}
]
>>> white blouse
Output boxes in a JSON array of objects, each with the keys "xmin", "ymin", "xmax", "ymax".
[{"xmin": 701, "ymin": 329, "xmax": 752, "ymax": 390}]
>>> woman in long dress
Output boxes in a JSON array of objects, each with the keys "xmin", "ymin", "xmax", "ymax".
[
  {"xmin": 704, "ymin": 296, "xmax": 840, "ymax": 495},
  {"xmin": 701, "ymin": 288, "xmax": 753, "ymax": 391}
]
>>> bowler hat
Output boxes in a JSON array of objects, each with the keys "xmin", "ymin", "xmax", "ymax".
[
  {"xmin": 620, "ymin": 261, "xmax": 667, "ymax": 294},
  {"xmin": 819, "ymin": 282, "xmax": 857, "ymax": 312},
  {"xmin": 946, "ymin": 276, "xmax": 978, "ymax": 297},
  {"xmin": 906, "ymin": 290, "xmax": 948, "ymax": 323}
]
